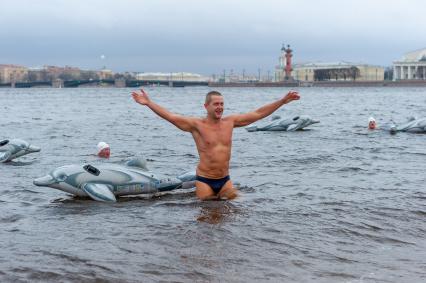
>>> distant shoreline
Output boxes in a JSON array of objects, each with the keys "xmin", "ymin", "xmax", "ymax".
[
  {"xmin": 1, "ymin": 80, "xmax": 426, "ymax": 88},
  {"xmin": 208, "ymin": 80, "xmax": 426, "ymax": 88}
]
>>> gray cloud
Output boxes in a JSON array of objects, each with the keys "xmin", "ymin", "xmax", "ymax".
[{"xmin": 1, "ymin": 0, "xmax": 425, "ymax": 74}]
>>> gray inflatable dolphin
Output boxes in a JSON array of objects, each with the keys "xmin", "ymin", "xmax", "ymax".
[
  {"xmin": 33, "ymin": 158, "xmax": 196, "ymax": 202},
  {"xmin": 245, "ymin": 115, "xmax": 320, "ymax": 132},
  {"xmin": 0, "ymin": 139, "xmax": 41, "ymax": 163},
  {"xmin": 388, "ymin": 117, "xmax": 426, "ymax": 134}
]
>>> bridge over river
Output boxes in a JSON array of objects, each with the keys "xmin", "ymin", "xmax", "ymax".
[{"xmin": 0, "ymin": 79, "xmax": 208, "ymax": 88}]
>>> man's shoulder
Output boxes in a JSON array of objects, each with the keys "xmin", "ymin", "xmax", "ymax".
[
  {"xmin": 181, "ymin": 116, "xmax": 202, "ymax": 122},
  {"xmin": 222, "ymin": 115, "xmax": 238, "ymax": 122},
  {"xmin": 188, "ymin": 117, "xmax": 205, "ymax": 129},
  {"xmin": 191, "ymin": 116, "xmax": 204, "ymax": 123}
]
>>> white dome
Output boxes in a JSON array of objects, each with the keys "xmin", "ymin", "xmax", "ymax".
[{"xmin": 399, "ymin": 48, "xmax": 426, "ymax": 62}]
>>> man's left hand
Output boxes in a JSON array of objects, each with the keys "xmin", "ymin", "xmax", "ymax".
[{"xmin": 283, "ymin": 91, "xmax": 300, "ymax": 103}]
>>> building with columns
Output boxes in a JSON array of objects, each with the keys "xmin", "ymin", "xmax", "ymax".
[{"xmin": 393, "ymin": 48, "xmax": 426, "ymax": 81}]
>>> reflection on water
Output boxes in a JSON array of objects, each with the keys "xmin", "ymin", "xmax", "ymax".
[{"xmin": 197, "ymin": 201, "xmax": 240, "ymax": 224}]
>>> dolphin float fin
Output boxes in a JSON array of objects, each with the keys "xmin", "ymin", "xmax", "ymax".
[
  {"xmin": 177, "ymin": 171, "xmax": 196, "ymax": 182},
  {"xmin": 177, "ymin": 171, "xmax": 196, "ymax": 189},
  {"xmin": 245, "ymin": 125, "xmax": 258, "ymax": 132},
  {"xmin": 125, "ymin": 157, "xmax": 149, "ymax": 171},
  {"xmin": 287, "ymin": 124, "xmax": 299, "ymax": 131},
  {"xmin": 0, "ymin": 151, "xmax": 11, "ymax": 162},
  {"xmin": 82, "ymin": 183, "xmax": 117, "ymax": 202}
]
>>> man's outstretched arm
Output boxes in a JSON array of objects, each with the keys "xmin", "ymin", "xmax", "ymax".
[
  {"xmin": 230, "ymin": 91, "xmax": 300, "ymax": 127},
  {"xmin": 132, "ymin": 89, "xmax": 196, "ymax": 132}
]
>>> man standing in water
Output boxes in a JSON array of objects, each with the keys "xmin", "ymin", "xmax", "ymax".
[{"xmin": 132, "ymin": 89, "xmax": 300, "ymax": 200}]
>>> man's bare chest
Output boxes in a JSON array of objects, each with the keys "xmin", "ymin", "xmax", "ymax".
[{"xmin": 197, "ymin": 123, "xmax": 233, "ymax": 147}]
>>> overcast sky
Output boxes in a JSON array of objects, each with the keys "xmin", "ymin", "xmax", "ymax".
[{"xmin": 1, "ymin": 0, "xmax": 425, "ymax": 75}]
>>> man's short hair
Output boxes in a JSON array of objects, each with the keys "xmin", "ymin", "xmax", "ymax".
[{"xmin": 205, "ymin": 91, "xmax": 222, "ymax": 104}]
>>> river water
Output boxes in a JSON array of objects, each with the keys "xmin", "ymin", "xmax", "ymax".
[{"xmin": 0, "ymin": 86, "xmax": 425, "ymax": 282}]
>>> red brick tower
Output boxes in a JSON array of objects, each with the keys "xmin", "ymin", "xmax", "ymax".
[{"xmin": 282, "ymin": 44, "xmax": 293, "ymax": 80}]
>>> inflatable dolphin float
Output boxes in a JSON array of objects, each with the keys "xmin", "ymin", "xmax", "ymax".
[
  {"xmin": 0, "ymin": 139, "xmax": 41, "ymax": 163},
  {"xmin": 245, "ymin": 115, "xmax": 320, "ymax": 132},
  {"xmin": 34, "ymin": 158, "xmax": 196, "ymax": 202},
  {"xmin": 388, "ymin": 117, "xmax": 426, "ymax": 134}
]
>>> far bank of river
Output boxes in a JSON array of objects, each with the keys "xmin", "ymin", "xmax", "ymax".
[{"xmin": 209, "ymin": 80, "xmax": 426, "ymax": 88}]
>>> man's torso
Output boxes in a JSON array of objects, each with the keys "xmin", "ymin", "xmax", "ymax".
[{"xmin": 191, "ymin": 117, "xmax": 234, "ymax": 178}]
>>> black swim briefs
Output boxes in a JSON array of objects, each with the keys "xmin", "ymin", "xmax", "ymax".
[{"xmin": 195, "ymin": 175, "xmax": 230, "ymax": 194}]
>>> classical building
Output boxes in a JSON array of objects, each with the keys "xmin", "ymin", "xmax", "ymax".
[
  {"xmin": 393, "ymin": 48, "xmax": 426, "ymax": 80},
  {"xmin": 0, "ymin": 64, "xmax": 28, "ymax": 83},
  {"xmin": 292, "ymin": 62, "xmax": 384, "ymax": 82}
]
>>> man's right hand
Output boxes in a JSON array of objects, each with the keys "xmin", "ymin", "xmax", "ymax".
[{"xmin": 131, "ymin": 89, "xmax": 150, "ymax": 105}]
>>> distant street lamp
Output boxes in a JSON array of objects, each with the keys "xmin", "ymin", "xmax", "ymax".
[{"xmin": 100, "ymin": 55, "xmax": 106, "ymax": 70}]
